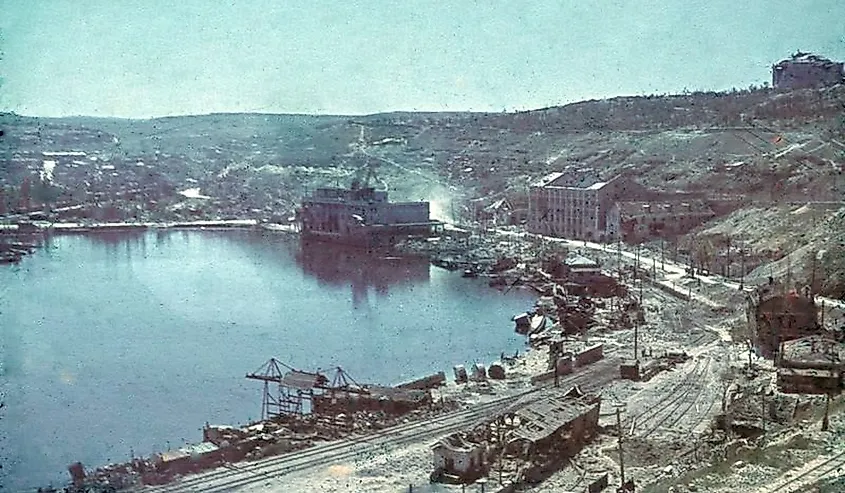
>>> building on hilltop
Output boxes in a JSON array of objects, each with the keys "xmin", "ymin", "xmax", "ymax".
[
  {"xmin": 527, "ymin": 170, "xmax": 646, "ymax": 241},
  {"xmin": 772, "ymin": 52, "xmax": 844, "ymax": 90}
]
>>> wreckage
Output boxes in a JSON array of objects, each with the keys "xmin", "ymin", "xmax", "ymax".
[{"xmin": 431, "ymin": 386, "xmax": 601, "ymax": 486}]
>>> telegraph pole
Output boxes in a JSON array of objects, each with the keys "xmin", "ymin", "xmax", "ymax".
[
  {"xmin": 616, "ymin": 407, "xmax": 626, "ymax": 486},
  {"xmin": 811, "ymin": 252, "xmax": 817, "ymax": 297},
  {"xmin": 634, "ymin": 320, "xmax": 639, "ymax": 362},
  {"xmin": 822, "ymin": 392, "xmax": 831, "ymax": 431}
]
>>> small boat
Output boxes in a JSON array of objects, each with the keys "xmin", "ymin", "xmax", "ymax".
[
  {"xmin": 462, "ymin": 268, "xmax": 478, "ymax": 278},
  {"xmin": 513, "ymin": 312, "xmax": 531, "ymax": 334},
  {"xmin": 529, "ymin": 314, "xmax": 547, "ymax": 335}
]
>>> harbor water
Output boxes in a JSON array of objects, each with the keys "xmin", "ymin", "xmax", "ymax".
[{"xmin": 0, "ymin": 230, "xmax": 535, "ymax": 490}]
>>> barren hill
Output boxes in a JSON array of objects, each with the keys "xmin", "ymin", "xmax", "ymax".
[{"xmin": 1, "ymin": 85, "xmax": 843, "ymax": 295}]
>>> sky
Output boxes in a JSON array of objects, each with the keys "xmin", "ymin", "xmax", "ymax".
[{"xmin": 1, "ymin": 0, "xmax": 843, "ymax": 118}]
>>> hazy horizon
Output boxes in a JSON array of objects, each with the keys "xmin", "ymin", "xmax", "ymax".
[{"xmin": 1, "ymin": 0, "xmax": 843, "ymax": 119}]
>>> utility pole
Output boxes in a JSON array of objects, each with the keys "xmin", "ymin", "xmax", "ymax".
[
  {"xmin": 616, "ymin": 407, "xmax": 626, "ymax": 486},
  {"xmin": 822, "ymin": 392, "xmax": 831, "ymax": 431},
  {"xmin": 726, "ymin": 235, "xmax": 731, "ymax": 278},
  {"xmin": 661, "ymin": 239, "xmax": 665, "ymax": 271},
  {"xmin": 634, "ymin": 320, "xmax": 639, "ymax": 362},
  {"xmin": 617, "ymin": 236, "xmax": 623, "ymax": 279},
  {"xmin": 811, "ymin": 252, "xmax": 817, "ymax": 298}
]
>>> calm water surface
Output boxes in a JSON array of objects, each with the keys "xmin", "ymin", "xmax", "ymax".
[{"xmin": 0, "ymin": 230, "xmax": 535, "ymax": 489}]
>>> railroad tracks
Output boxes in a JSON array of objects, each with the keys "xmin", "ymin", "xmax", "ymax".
[
  {"xmin": 630, "ymin": 356, "xmax": 714, "ymax": 438},
  {"xmin": 140, "ymin": 359, "xmax": 620, "ymax": 492},
  {"xmin": 753, "ymin": 449, "xmax": 845, "ymax": 493}
]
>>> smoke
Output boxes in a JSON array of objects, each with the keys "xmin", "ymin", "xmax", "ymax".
[
  {"xmin": 40, "ymin": 160, "xmax": 56, "ymax": 183},
  {"xmin": 390, "ymin": 180, "xmax": 458, "ymax": 224}
]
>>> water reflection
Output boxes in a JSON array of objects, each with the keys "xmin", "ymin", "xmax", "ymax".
[{"xmin": 294, "ymin": 240, "xmax": 430, "ymax": 308}]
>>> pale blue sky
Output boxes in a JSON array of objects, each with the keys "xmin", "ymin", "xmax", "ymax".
[{"xmin": 1, "ymin": 0, "xmax": 842, "ymax": 118}]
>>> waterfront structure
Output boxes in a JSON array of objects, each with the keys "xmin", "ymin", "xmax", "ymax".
[
  {"xmin": 297, "ymin": 183, "xmax": 443, "ymax": 247},
  {"xmin": 772, "ymin": 52, "xmax": 844, "ymax": 90}
]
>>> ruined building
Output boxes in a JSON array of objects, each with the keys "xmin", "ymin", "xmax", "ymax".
[
  {"xmin": 776, "ymin": 335, "xmax": 843, "ymax": 395},
  {"xmin": 747, "ymin": 282, "xmax": 822, "ymax": 359},
  {"xmin": 772, "ymin": 52, "xmax": 844, "ymax": 90},
  {"xmin": 606, "ymin": 199, "xmax": 716, "ymax": 242}
]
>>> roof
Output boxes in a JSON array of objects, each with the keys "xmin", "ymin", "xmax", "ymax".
[
  {"xmin": 777, "ymin": 367, "xmax": 839, "ymax": 379},
  {"xmin": 510, "ymin": 388, "xmax": 598, "ymax": 443},
  {"xmin": 776, "ymin": 52, "xmax": 841, "ymax": 67},
  {"xmin": 565, "ymin": 254, "xmax": 599, "ymax": 269},
  {"xmin": 532, "ymin": 170, "xmax": 611, "ymax": 189},
  {"xmin": 781, "ymin": 335, "xmax": 843, "ymax": 364}
]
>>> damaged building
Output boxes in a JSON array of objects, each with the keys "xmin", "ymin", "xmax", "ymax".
[
  {"xmin": 502, "ymin": 386, "xmax": 601, "ymax": 484},
  {"xmin": 772, "ymin": 52, "xmax": 844, "ymax": 90},
  {"xmin": 747, "ymin": 282, "xmax": 822, "ymax": 359},
  {"xmin": 606, "ymin": 200, "xmax": 716, "ymax": 243},
  {"xmin": 776, "ymin": 335, "xmax": 844, "ymax": 395},
  {"xmin": 312, "ymin": 385, "xmax": 432, "ymax": 416},
  {"xmin": 297, "ymin": 183, "xmax": 444, "ymax": 247},
  {"xmin": 431, "ymin": 434, "xmax": 488, "ymax": 483},
  {"xmin": 431, "ymin": 387, "xmax": 601, "ymax": 486}
]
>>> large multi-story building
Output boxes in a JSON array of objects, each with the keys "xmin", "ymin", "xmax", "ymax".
[
  {"xmin": 772, "ymin": 52, "xmax": 844, "ymax": 90},
  {"xmin": 527, "ymin": 170, "xmax": 636, "ymax": 241},
  {"xmin": 297, "ymin": 184, "xmax": 443, "ymax": 248}
]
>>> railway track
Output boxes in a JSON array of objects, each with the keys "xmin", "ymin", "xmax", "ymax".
[
  {"xmin": 630, "ymin": 356, "xmax": 712, "ymax": 438},
  {"xmin": 753, "ymin": 449, "xmax": 845, "ymax": 493},
  {"xmin": 141, "ymin": 358, "xmax": 620, "ymax": 492}
]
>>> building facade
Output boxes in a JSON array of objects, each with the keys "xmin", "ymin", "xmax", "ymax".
[
  {"xmin": 298, "ymin": 185, "xmax": 443, "ymax": 247},
  {"xmin": 606, "ymin": 200, "xmax": 715, "ymax": 242},
  {"xmin": 772, "ymin": 52, "xmax": 844, "ymax": 90},
  {"xmin": 527, "ymin": 170, "xmax": 637, "ymax": 241}
]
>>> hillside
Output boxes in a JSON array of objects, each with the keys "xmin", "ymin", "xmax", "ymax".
[{"xmin": 1, "ymin": 85, "xmax": 843, "ymax": 294}]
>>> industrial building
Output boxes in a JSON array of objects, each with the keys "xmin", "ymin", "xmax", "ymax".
[
  {"xmin": 297, "ymin": 184, "xmax": 443, "ymax": 247},
  {"xmin": 607, "ymin": 199, "xmax": 716, "ymax": 242},
  {"xmin": 527, "ymin": 170, "xmax": 641, "ymax": 241},
  {"xmin": 772, "ymin": 52, "xmax": 844, "ymax": 90}
]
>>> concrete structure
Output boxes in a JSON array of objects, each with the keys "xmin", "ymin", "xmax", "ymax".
[
  {"xmin": 747, "ymin": 282, "xmax": 822, "ymax": 359},
  {"xmin": 528, "ymin": 170, "xmax": 643, "ymax": 241},
  {"xmin": 298, "ymin": 184, "xmax": 443, "ymax": 247},
  {"xmin": 772, "ymin": 52, "xmax": 844, "ymax": 90},
  {"xmin": 607, "ymin": 200, "xmax": 715, "ymax": 242},
  {"xmin": 431, "ymin": 433, "xmax": 487, "ymax": 483},
  {"xmin": 776, "ymin": 335, "xmax": 843, "ymax": 394}
]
